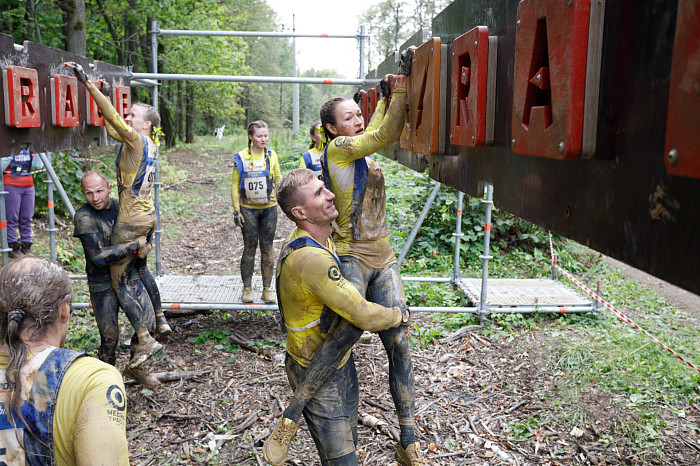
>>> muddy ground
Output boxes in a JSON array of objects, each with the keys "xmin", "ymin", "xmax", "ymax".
[{"xmin": 107, "ymin": 148, "xmax": 700, "ymax": 465}]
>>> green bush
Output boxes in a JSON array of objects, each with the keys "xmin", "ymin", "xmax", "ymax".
[{"xmin": 34, "ymin": 151, "xmax": 86, "ymax": 216}]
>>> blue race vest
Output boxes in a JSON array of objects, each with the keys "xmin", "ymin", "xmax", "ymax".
[
  {"xmin": 9, "ymin": 149, "xmax": 33, "ymax": 178},
  {"xmin": 116, "ymin": 135, "xmax": 158, "ymax": 198},
  {"xmin": 233, "ymin": 150, "xmax": 273, "ymax": 205},
  {"xmin": 0, "ymin": 347, "xmax": 84, "ymax": 465},
  {"xmin": 302, "ymin": 150, "xmax": 322, "ymax": 172}
]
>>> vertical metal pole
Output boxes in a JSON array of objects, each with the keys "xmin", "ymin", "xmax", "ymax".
[
  {"xmin": 478, "ymin": 184, "xmax": 494, "ymax": 326},
  {"xmin": 452, "ymin": 191, "xmax": 464, "ymax": 286},
  {"xmin": 151, "ymin": 20, "xmax": 163, "ymax": 276},
  {"xmin": 397, "ymin": 182, "xmax": 441, "ymax": 268},
  {"xmin": 359, "ymin": 25, "xmax": 366, "ymax": 79},
  {"xmin": 36, "ymin": 152, "xmax": 75, "ymax": 218},
  {"xmin": 292, "ymin": 15, "xmax": 299, "ymax": 135},
  {"xmin": 45, "ymin": 154, "xmax": 57, "ymax": 261},
  {"xmin": 0, "ymin": 172, "xmax": 9, "ymax": 265}
]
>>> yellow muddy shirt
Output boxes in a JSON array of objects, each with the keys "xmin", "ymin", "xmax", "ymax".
[
  {"xmin": 86, "ymin": 84, "xmax": 156, "ymax": 222},
  {"xmin": 0, "ymin": 348, "xmax": 129, "ymax": 465},
  {"xmin": 277, "ymin": 228, "xmax": 402, "ymax": 367},
  {"xmin": 323, "ymin": 88, "xmax": 407, "ymax": 269},
  {"xmin": 298, "ymin": 146, "xmax": 323, "ymax": 171},
  {"xmin": 231, "ymin": 148, "xmax": 282, "ymax": 210}
]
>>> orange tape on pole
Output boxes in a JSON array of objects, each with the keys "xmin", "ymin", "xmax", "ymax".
[
  {"xmin": 171, "ymin": 303, "xmax": 181, "ymax": 309},
  {"xmin": 0, "ymin": 222, "xmax": 6, "ymax": 230},
  {"xmin": 457, "ymin": 209, "xmax": 463, "ymax": 215},
  {"xmin": 484, "ymin": 222, "xmax": 491, "ymax": 231},
  {"xmin": 323, "ymin": 79, "xmax": 333, "ymax": 84},
  {"xmin": 48, "ymin": 200, "xmax": 54, "ymax": 209}
]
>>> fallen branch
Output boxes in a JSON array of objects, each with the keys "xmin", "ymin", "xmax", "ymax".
[
  {"xmin": 124, "ymin": 369, "xmax": 212, "ymax": 385},
  {"xmin": 438, "ymin": 325, "xmax": 482, "ymax": 343}
]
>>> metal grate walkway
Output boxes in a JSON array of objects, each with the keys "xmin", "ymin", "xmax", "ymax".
[
  {"xmin": 459, "ymin": 278, "xmax": 595, "ymax": 312},
  {"xmin": 155, "ymin": 275, "xmax": 274, "ymax": 304}
]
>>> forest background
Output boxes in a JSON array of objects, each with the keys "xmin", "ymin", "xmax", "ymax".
[{"xmin": 2, "ymin": 0, "xmax": 450, "ymax": 145}]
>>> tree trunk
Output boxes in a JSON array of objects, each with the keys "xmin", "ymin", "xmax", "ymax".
[
  {"xmin": 160, "ymin": 82, "xmax": 175, "ymax": 148},
  {"xmin": 177, "ymin": 81, "xmax": 185, "ymax": 142},
  {"xmin": 58, "ymin": 0, "xmax": 87, "ymax": 56},
  {"xmin": 24, "ymin": 0, "xmax": 42, "ymax": 44},
  {"xmin": 186, "ymin": 82, "xmax": 195, "ymax": 143},
  {"xmin": 124, "ymin": 0, "xmax": 140, "ymax": 69}
]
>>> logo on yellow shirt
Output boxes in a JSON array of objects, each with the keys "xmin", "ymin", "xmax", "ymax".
[{"xmin": 328, "ymin": 265, "xmax": 341, "ymax": 281}]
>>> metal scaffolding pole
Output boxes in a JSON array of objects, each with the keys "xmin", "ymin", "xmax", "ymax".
[
  {"xmin": 158, "ymin": 29, "xmax": 359, "ymax": 39},
  {"xmin": 151, "ymin": 19, "xmax": 163, "ymax": 276},
  {"xmin": 452, "ymin": 191, "xmax": 464, "ymax": 286},
  {"xmin": 292, "ymin": 15, "xmax": 299, "ymax": 135},
  {"xmin": 36, "ymin": 152, "xmax": 75, "ymax": 219},
  {"xmin": 45, "ymin": 156, "xmax": 57, "ymax": 261},
  {"xmin": 131, "ymin": 73, "xmax": 378, "ymax": 85},
  {"xmin": 0, "ymin": 173, "xmax": 9, "ymax": 265},
  {"xmin": 478, "ymin": 185, "xmax": 494, "ymax": 326},
  {"xmin": 397, "ymin": 182, "xmax": 441, "ymax": 267},
  {"xmin": 359, "ymin": 25, "xmax": 366, "ymax": 78}
]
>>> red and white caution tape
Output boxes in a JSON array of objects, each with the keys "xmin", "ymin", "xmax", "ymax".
[{"xmin": 548, "ymin": 232, "xmax": 700, "ymax": 374}]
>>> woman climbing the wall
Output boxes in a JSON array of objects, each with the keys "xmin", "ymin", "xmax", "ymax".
[{"xmin": 231, "ymin": 121, "xmax": 282, "ymax": 304}]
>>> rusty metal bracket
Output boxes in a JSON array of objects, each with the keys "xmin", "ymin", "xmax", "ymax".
[{"xmin": 664, "ymin": 0, "xmax": 700, "ymax": 178}]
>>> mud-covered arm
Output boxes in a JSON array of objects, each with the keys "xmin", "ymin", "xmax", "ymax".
[
  {"xmin": 77, "ymin": 232, "xmax": 134, "ymax": 267},
  {"xmin": 302, "ymin": 253, "xmax": 402, "ymax": 331},
  {"xmin": 231, "ymin": 166, "xmax": 241, "ymax": 211},
  {"xmin": 326, "ymin": 86, "xmax": 406, "ymax": 165},
  {"xmin": 84, "ymin": 81, "xmax": 140, "ymax": 148},
  {"xmin": 365, "ymin": 99, "xmax": 386, "ymax": 132}
]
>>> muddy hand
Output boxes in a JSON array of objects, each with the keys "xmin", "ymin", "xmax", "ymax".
[
  {"xmin": 398, "ymin": 47, "xmax": 415, "ymax": 77},
  {"xmin": 379, "ymin": 76, "xmax": 392, "ymax": 99},
  {"xmin": 138, "ymin": 243, "xmax": 152, "ymax": 259},
  {"xmin": 64, "ymin": 62, "xmax": 88, "ymax": 83},
  {"xmin": 234, "ymin": 211, "xmax": 245, "ymax": 228}
]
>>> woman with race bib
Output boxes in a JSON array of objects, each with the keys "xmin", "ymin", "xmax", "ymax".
[
  {"xmin": 231, "ymin": 121, "xmax": 282, "ymax": 303},
  {"xmin": 298, "ymin": 121, "xmax": 324, "ymax": 172}
]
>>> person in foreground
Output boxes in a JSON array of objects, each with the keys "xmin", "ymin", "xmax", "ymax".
[
  {"xmin": 264, "ymin": 168, "xmax": 408, "ymax": 465},
  {"xmin": 264, "ymin": 48, "xmax": 425, "ymax": 466},
  {"xmin": 0, "ymin": 256, "xmax": 129, "ymax": 465}
]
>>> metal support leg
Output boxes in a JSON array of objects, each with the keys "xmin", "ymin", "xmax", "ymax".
[
  {"xmin": 150, "ymin": 20, "xmax": 163, "ymax": 276},
  {"xmin": 478, "ymin": 184, "xmax": 494, "ymax": 326},
  {"xmin": 397, "ymin": 182, "xmax": 441, "ymax": 268},
  {"xmin": 45, "ymin": 173, "xmax": 57, "ymax": 261},
  {"xmin": 36, "ymin": 152, "xmax": 75, "ymax": 219},
  {"xmin": 452, "ymin": 191, "xmax": 464, "ymax": 288},
  {"xmin": 0, "ymin": 174, "xmax": 9, "ymax": 265}
]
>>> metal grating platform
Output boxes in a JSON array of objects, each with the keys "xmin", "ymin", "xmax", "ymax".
[
  {"xmin": 459, "ymin": 278, "xmax": 594, "ymax": 310},
  {"xmin": 155, "ymin": 275, "xmax": 275, "ymax": 304}
]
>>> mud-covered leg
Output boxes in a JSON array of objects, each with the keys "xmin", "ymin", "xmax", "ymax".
[
  {"xmin": 240, "ymin": 207, "xmax": 261, "ymax": 288},
  {"xmin": 259, "ymin": 206, "xmax": 277, "ymax": 302},
  {"xmin": 90, "ymin": 288, "xmax": 120, "ymax": 366},
  {"xmin": 136, "ymin": 257, "xmax": 171, "ymax": 340},
  {"xmin": 282, "ymin": 319, "xmax": 363, "ymax": 422},
  {"xmin": 111, "ymin": 219, "xmax": 161, "ymax": 369},
  {"xmin": 369, "ymin": 263, "xmax": 416, "ymax": 450}
]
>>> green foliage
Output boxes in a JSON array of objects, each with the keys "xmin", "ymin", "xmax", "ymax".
[
  {"xmin": 34, "ymin": 151, "xmax": 85, "ymax": 217},
  {"xmin": 188, "ymin": 328, "xmax": 240, "ymax": 353}
]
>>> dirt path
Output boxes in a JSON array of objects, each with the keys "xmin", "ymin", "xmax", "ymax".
[{"xmin": 120, "ymin": 148, "xmax": 699, "ymax": 465}]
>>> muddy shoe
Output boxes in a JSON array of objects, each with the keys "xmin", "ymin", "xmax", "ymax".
[
  {"xmin": 263, "ymin": 417, "xmax": 298, "ymax": 465},
  {"xmin": 396, "ymin": 442, "xmax": 426, "ymax": 466},
  {"xmin": 262, "ymin": 287, "xmax": 276, "ymax": 303},
  {"xmin": 8, "ymin": 242, "xmax": 23, "ymax": 260},
  {"xmin": 155, "ymin": 312, "xmax": 173, "ymax": 342},
  {"xmin": 124, "ymin": 366, "xmax": 160, "ymax": 389},
  {"xmin": 127, "ymin": 335, "xmax": 162, "ymax": 370},
  {"xmin": 241, "ymin": 286, "xmax": 253, "ymax": 303}
]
